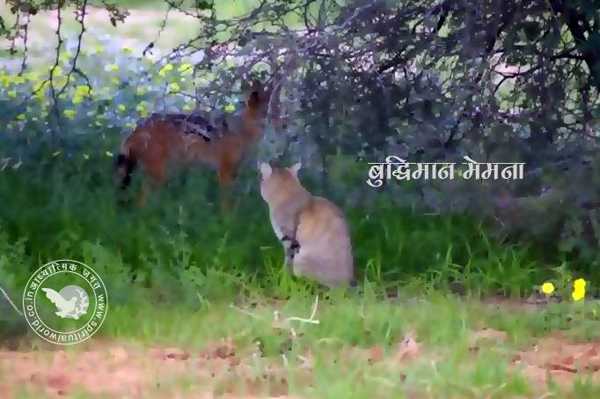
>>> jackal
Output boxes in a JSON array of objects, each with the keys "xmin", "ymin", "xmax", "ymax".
[{"xmin": 115, "ymin": 84, "xmax": 271, "ymax": 208}]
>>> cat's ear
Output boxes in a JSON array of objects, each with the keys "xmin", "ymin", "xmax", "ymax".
[
  {"xmin": 259, "ymin": 162, "xmax": 272, "ymax": 179},
  {"xmin": 288, "ymin": 162, "xmax": 301, "ymax": 177}
]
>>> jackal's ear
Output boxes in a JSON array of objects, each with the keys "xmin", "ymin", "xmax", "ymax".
[
  {"xmin": 288, "ymin": 162, "xmax": 301, "ymax": 177},
  {"xmin": 259, "ymin": 162, "xmax": 272, "ymax": 179},
  {"xmin": 247, "ymin": 90, "xmax": 261, "ymax": 109},
  {"xmin": 246, "ymin": 80, "xmax": 267, "ymax": 107}
]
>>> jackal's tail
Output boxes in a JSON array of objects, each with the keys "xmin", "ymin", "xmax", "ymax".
[{"xmin": 114, "ymin": 142, "xmax": 137, "ymax": 190}]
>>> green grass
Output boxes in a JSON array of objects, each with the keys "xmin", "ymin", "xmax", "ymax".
[
  {"xmin": 100, "ymin": 290, "xmax": 600, "ymax": 348},
  {"xmin": 1, "ymin": 148, "xmax": 597, "ymax": 395},
  {"xmin": 0, "ymin": 146, "xmax": 563, "ymax": 302},
  {"xmin": 6, "ymin": 290, "xmax": 600, "ymax": 398},
  {"xmin": 0, "ymin": 143, "xmax": 596, "ymax": 396},
  {"xmin": 0, "ymin": 131, "xmax": 598, "ymax": 398},
  {"xmin": 0, "ymin": 1, "xmax": 598, "ymax": 397}
]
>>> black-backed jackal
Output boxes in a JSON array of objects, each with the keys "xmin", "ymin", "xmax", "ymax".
[{"xmin": 115, "ymin": 84, "xmax": 272, "ymax": 208}]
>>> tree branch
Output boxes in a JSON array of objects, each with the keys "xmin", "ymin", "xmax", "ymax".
[
  {"xmin": 549, "ymin": 0, "xmax": 600, "ymax": 89},
  {"xmin": 57, "ymin": 0, "xmax": 90, "ymax": 97}
]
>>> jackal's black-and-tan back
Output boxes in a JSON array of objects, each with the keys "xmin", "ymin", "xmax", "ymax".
[{"xmin": 114, "ymin": 83, "xmax": 272, "ymax": 209}]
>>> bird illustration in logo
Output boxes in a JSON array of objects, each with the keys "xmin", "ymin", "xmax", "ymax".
[{"xmin": 41, "ymin": 285, "xmax": 90, "ymax": 320}]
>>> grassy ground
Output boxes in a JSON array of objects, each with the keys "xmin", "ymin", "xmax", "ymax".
[
  {"xmin": 1, "ymin": 2, "xmax": 599, "ymax": 397},
  {"xmin": 0, "ymin": 146, "xmax": 598, "ymax": 397},
  {"xmin": 3, "ymin": 294, "xmax": 600, "ymax": 398},
  {"xmin": 0, "ymin": 149, "xmax": 563, "ymax": 300}
]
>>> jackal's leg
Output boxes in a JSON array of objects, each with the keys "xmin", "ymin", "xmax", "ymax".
[
  {"xmin": 137, "ymin": 161, "xmax": 167, "ymax": 208},
  {"xmin": 217, "ymin": 159, "xmax": 237, "ymax": 213},
  {"xmin": 137, "ymin": 180, "xmax": 151, "ymax": 208}
]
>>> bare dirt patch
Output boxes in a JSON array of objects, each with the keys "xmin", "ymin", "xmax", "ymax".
[
  {"xmin": 0, "ymin": 339, "xmax": 303, "ymax": 399},
  {"xmin": 2, "ymin": 331, "xmax": 600, "ymax": 397},
  {"xmin": 513, "ymin": 333, "xmax": 600, "ymax": 389}
]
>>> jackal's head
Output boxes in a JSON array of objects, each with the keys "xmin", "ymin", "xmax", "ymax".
[
  {"xmin": 114, "ymin": 153, "xmax": 137, "ymax": 190},
  {"xmin": 244, "ymin": 81, "xmax": 272, "ymax": 120}
]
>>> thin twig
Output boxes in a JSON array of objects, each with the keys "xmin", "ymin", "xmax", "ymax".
[
  {"xmin": 39, "ymin": 3, "xmax": 66, "ymax": 137},
  {"xmin": 285, "ymin": 295, "xmax": 320, "ymax": 324},
  {"xmin": 18, "ymin": 13, "xmax": 31, "ymax": 75},
  {"xmin": 57, "ymin": 0, "xmax": 91, "ymax": 97},
  {"xmin": 0, "ymin": 285, "xmax": 23, "ymax": 317}
]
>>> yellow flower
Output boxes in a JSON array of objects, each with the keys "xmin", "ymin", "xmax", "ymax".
[
  {"xmin": 178, "ymin": 63, "xmax": 194, "ymax": 75},
  {"xmin": 72, "ymin": 85, "xmax": 92, "ymax": 104},
  {"xmin": 75, "ymin": 85, "xmax": 92, "ymax": 97},
  {"xmin": 572, "ymin": 286, "xmax": 585, "ymax": 301},
  {"xmin": 105, "ymin": 64, "xmax": 119, "ymax": 73},
  {"xmin": 136, "ymin": 101, "xmax": 149, "ymax": 117},
  {"xmin": 572, "ymin": 278, "xmax": 587, "ymax": 302},
  {"xmin": 1, "ymin": 74, "xmax": 25, "ymax": 87},
  {"xmin": 118, "ymin": 104, "xmax": 127, "ymax": 113},
  {"xmin": 574, "ymin": 278, "xmax": 586, "ymax": 290},
  {"xmin": 0, "ymin": 74, "xmax": 11, "ymax": 87},
  {"xmin": 168, "ymin": 82, "xmax": 181, "ymax": 93},
  {"xmin": 63, "ymin": 109, "xmax": 76, "ymax": 119},
  {"xmin": 224, "ymin": 103, "xmax": 236, "ymax": 113},
  {"xmin": 540, "ymin": 282, "xmax": 555, "ymax": 295},
  {"xmin": 136, "ymin": 86, "xmax": 147, "ymax": 96},
  {"xmin": 158, "ymin": 63, "xmax": 174, "ymax": 77},
  {"xmin": 8, "ymin": 90, "xmax": 17, "ymax": 98}
]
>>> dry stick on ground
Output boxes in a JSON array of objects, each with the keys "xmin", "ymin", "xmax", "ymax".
[
  {"xmin": 280, "ymin": 295, "xmax": 320, "ymax": 325},
  {"xmin": 230, "ymin": 295, "xmax": 321, "ymax": 327},
  {"xmin": 233, "ymin": 295, "xmax": 321, "ymax": 368}
]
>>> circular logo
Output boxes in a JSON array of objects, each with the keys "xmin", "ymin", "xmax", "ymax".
[{"xmin": 22, "ymin": 259, "xmax": 108, "ymax": 345}]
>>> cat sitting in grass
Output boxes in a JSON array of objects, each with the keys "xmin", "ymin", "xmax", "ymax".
[{"xmin": 259, "ymin": 162, "xmax": 355, "ymax": 288}]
